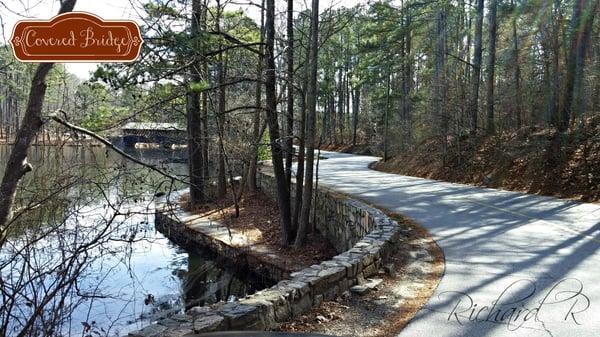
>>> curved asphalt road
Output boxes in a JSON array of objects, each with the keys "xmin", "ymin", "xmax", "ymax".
[{"xmin": 310, "ymin": 150, "xmax": 600, "ymax": 337}]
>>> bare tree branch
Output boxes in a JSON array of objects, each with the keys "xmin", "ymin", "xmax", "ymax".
[{"xmin": 49, "ymin": 112, "xmax": 188, "ymax": 185}]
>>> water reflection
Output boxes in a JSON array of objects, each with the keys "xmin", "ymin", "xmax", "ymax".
[{"xmin": 0, "ymin": 145, "xmax": 264, "ymax": 337}]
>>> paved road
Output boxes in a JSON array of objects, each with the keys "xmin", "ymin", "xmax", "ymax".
[{"xmin": 311, "ymin": 150, "xmax": 600, "ymax": 337}]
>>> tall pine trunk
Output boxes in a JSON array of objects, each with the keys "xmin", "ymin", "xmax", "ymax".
[
  {"xmin": 485, "ymin": 0, "xmax": 498, "ymax": 134},
  {"xmin": 351, "ymin": 86, "xmax": 360, "ymax": 146},
  {"xmin": 511, "ymin": 0, "xmax": 522, "ymax": 129},
  {"xmin": 292, "ymin": 67, "xmax": 308, "ymax": 234},
  {"xmin": 265, "ymin": 0, "xmax": 292, "ymax": 245},
  {"xmin": 469, "ymin": 0, "xmax": 484, "ymax": 135},
  {"xmin": 187, "ymin": 0, "xmax": 205, "ymax": 205},
  {"xmin": 402, "ymin": 7, "xmax": 412, "ymax": 144},
  {"xmin": 285, "ymin": 0, "xmax": 294, "ymax": 189},
  {"xmin": 247, "ymin": 0, "xmax": 265, "ymax": 192},
  {"xmin": 295, "ymin": 0, "xmax": 319, "ymax": 247},
  {"xmin": 434, "ymin": 5, "xmax": 448, "ymax": 156},
  {"xmin": 215, "ymin": 0, "xmax": 227, "ymax": 197},
  {"xmin": 383, "ymin": 72, "xmax": 391, "ymax": 162},
  {"xmin": 547, "ymin": 0, "xmax": 561, "ymax": 127},
  {"xmin": 561, "ymin": 0, "xmax": 599, "ymax": 131}
]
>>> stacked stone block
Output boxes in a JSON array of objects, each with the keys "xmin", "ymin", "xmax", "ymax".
[{"xmin": 128, "ymin": 172, "xmax": 406, "ymax": 337}]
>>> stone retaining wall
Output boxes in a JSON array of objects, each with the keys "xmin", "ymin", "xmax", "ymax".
[
  {"xmin": 129, "ymin": 172, "xmax": 407, "ymax": 337},
  {"xmin": 258, "ymin": 171, "xmax": 379, "ymax": 252},
  {"xmin": 155, "ymin": 206, "xmax": 289, "ymax": 283}
]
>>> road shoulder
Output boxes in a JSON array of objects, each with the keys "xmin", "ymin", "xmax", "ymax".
[{"xmin": 278, "ymin": 214, "xmax": 445, "ymax": 337}]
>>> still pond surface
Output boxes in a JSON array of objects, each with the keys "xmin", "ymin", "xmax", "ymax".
[{"xmin": 0, "ymin": 145, "xmax": 264, "ymax": 337}]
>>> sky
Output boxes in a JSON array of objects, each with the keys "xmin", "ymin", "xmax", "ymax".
[{"xmin": 0, "ymin": 0, "xmax": 366, "ymax": 80}]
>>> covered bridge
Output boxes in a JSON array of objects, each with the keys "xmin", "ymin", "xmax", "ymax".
[{"xmin": 121, "ymin": 122, "xmax": 186, "ymax": 148}]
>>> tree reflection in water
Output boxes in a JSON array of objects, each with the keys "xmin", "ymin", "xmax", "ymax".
[{"xmin": 0, "ymin": 145, "xmax": 267, "ymax": 337}]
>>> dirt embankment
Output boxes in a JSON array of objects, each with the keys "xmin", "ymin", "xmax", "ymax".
[
  {"xmin": 372, "ymin": 121, "xmax": 600, "ymax": 202},
  {"xmin": 321, "ymin": 143, "xmax": 377, "ymax": 156},
  {"xmin": 181, "ymin": 192, "xmax": 337, "ymax": 272}
]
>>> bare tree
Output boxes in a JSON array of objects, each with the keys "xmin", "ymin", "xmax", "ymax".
[
  {"xmin": 0, "ymin": 0, "xmax": 77, "ymax": 246},
  {"xmin": 0, "ymin": 141, "xmax": 180, "ymax": 337}
]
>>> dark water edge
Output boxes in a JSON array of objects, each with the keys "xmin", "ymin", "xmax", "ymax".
[
  {"xmin": 0, "ymin": 144, "xmax": 269, "ymax": 337},
  {"xmin": 158, "ymin": 222, "xmax": 278, "ymax": 311}
]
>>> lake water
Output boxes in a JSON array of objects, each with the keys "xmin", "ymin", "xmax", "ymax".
[{"xmin": 0, "ymin": 145, "xmax": 264, "ymax": 337}]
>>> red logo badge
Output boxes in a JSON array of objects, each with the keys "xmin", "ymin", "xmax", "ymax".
[{"xmin": 10, "ymin": 12, "xmax": 143, "ymax": 62}]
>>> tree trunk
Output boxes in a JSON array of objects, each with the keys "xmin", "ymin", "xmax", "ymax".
[
  {"xmin": 201, "ymin": 76, "xmax": 210, "ymax": 179},
  {"xmin": 295, "ymin": 0, "xmax": 319, "ymax": 247},
  {"xmin": 337, "ymin": 66, "xmax": 345, "ymax": 144},
  {"xmin": 351, "ymin": 86, "xmax": 360, "ymax": 146},
  {"xmin": 383, "ymin": 72, "xmax": 391, "ymax": 162},
  {"xmin": 485, "ymin": 0, "xmax": 498, "ymax": 134},
  {"xmin": 331, "ymin": 92, "xmax": 337, "ymax": 144},
  {"xmin": 574, "ymin": 0, "xmax": 599, "ymax": 132},
  {"xmin": 434, "ymin": 5, "xmax": 448, "ymax": 154},
  {"xmin": 511, "ymin": 0, "xmax": 522, "ymax": 129},
  {"xmin": 285, "ymin": 0, "xmax": 294, "ymax": 189},
  {"xmin": 0, "ymin": 0, "xmax": 77, "ymax": 246},
  {"xmin": 344, "ymin": 57, "xmax": 350, "ymax": 143},
  {"xmin": 546, "ymin": 0, "xmax": 561, "ymax": 127},
  {"xmin": 469, "ymin": 0, "xmax": 484, "ymax": 135},
  {"xmin": 464, "ymin": 0, "xmax": 472, "ymax": 87},
  {"xmin": 201, "ymin": 0, "xmax": 210, "ymax": 181},
  {"xmin": 402, "ymin": 7, "xmax": 412, "ymax": 143},
  {"xmin": 215, "ymin": 0, "xmax": 227, "ymax": 197},
  {"xmin": 561, "ymin": 0, "xmax": 599, "ymax": 131},
  {"xmin": 265, "ymin": 0, "xmax": 292, "ymax": 245},
  {"xmin": 187, "ymin": 0, "xmax": 205, "ymax": 206},
  {"xmin": 292, "ymin": 72, "xmax": 308, "ymax": 234},
  {"xmin": 247, "ymin": 0, "xmax": 265, "ymax": 192},
  {"xmin": 595, "ymin": 28, "xmax": 600, "ymax": 111}
]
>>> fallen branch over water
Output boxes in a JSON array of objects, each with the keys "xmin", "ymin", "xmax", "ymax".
[{"xmin": 49, "ymin": 111, "xmax": 188, "ymax": 185}]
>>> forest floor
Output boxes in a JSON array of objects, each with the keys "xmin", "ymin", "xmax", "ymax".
[
  {"xmin": 321, "ymin": 143, "xmax": 376, "ymax": 156},
  {"xmin": 181, "ymin": 192, "xmax": 337, "ymax": 272},
  {"xmin": 329, "ymin": 119, "xmax": 600, "ymax": 202},
  {"xmin": 278, "ymin": 214, "xmax": 444, "ymax": 337}
]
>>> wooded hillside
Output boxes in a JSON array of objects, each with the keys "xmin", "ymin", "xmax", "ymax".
[{"xmin": 2, "ymin": 0, "xmax": 600, "ymax": 242}]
